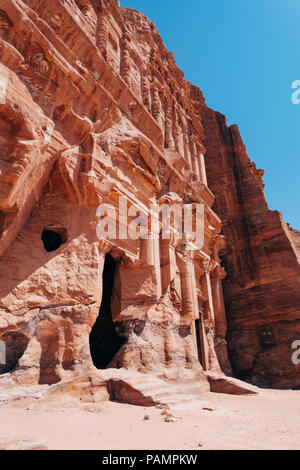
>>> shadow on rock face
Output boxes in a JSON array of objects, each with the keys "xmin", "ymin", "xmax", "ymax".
[
  {"xmin": 90, "ymin": 254, "xmax": 125, "ymax": 370},
  {"xmin": 0, "ymin": 331, "xmax": 29, "ymax": 374}
]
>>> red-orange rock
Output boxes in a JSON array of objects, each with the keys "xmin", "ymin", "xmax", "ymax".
[
  {"xmin": 196, "ymin": 103, "xmax": 300, "ymax": 389},
  {"xmin": 0, "ymin": 0, "xmax": 230, "ymax": 395},
  {"xmin": 0, "ymin": 0, "xmax": 298, "ymax": 402}
]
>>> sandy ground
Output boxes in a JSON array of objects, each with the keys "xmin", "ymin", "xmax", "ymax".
[{"xmin": 0, "ymin": 390, "xmax": 299, "ymax": 450}]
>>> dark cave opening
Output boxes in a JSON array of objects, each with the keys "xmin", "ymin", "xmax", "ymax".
[
  {"xmin": 0, "ymin": 332, "xmax": 29, "ymax": 374},
  {"xmin": 42, "ymin": 229, "xmax": 63, "ymax": 252},
  {"xmin": 41, "ymin": 226, "xmax": 68, "ymax": 253},
  {"xmin": 195, "ymin": 319, "xmax": 202, "ymax": 362},
  {"xmin": 89, "ymin": 253, "xmax": 124, "ymax": 369}
]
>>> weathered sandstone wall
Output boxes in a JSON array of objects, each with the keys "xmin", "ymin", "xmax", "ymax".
[
  {"xmin": 0, "ymin": 0, "xmax": 232, "ymax": 392},
  {"xmin": 193, "ymin": 98, "xmax": 300, "ymax": 389},
  {"xmin": 0, "ymin": 0, "xmax": 298, "ymax": 394}
]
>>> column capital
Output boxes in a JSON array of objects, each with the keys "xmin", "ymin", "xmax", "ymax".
[
  {"xmin": 211, "ymin": 264, "xmax": 226, "ymax": 280},
  {"xmin": 98, "ymin": 240, "xmax": 112, "ymax": 254},
  {"xmin": 176, "ymin": 247, "xmax": 194, "ymax": 267}
]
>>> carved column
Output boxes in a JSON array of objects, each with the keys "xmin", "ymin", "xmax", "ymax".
[
  {"xmin": 204, "ymin": 269, "xmax": 215, "ymax": 325},
  {"xmin": 160, "ymin": 237, "xmax": 178, "ymax": 294},
  {"xmin": 181, "ymin": 114, "xmax": 192, "ymax": 171},
  {"xmin": 173, "ymin": 106, "xmax": 184, "ymax": 156},
  {"xmin": 140, "ymin": 237, "xmax": 154, "ymax": 266},
  {"xmin": 176, "ymin": 249, "xmax": 197, "ymax": 322},
  {"xmin": 195, "ymin": 259, "xmax": 210, "ymax": 371},
  {"xmin": 211, "ymin": 266, "xmax": 227, "ymax": 338},
  {"xmin": 158, "ymin": 194, "xmax": 183, "ymax": 294},
  {"xmin": 210, "ymin": 265, "xmax": 233, "ymax": 375},
  {"xmin": 165, "ymin": 100, "xmax": 175, "ymax": 149},
  {"xmin": 96, "ymin": 9, "xmax": 108, "ymax": 60},
  {"xmin": 151, "ymin": 203, "xmax": 162, "ymax": 299},
  {"xmin": 152, "ymin": 85, "xmax": 164, "ymax": 131},
  {"xmin": 120, "ymin": 31, "xmax": 131, "ymax": 87},
  {"xmin": 199, "ymin": 151, "xmax": 208, "ymax": 186},
  {"xmin": 177, "ymin": 248, "xmax": 206, "ymax": 358},
  {"xmin": 160, "ymin": 238, "xmax": 171, "ymax": 292},
  {"xmin": 190, "ymin": 136, "xmax": 200, "ymax": 177},
  {"xmin": 141, "ymin": 75, "xmax": 151, "ymax": 111}
]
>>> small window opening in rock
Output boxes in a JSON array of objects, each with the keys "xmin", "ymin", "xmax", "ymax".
[
  {"xmin": 89, "ymin": 253, "xmax": 124, "ymax": 369},
  {"xmin": 41, "ymin": 226, "xmax": 67, "ymax": 252},
  {"xmin": 0, "ymin": 332, "xmax": 29, "ymax": 374}
]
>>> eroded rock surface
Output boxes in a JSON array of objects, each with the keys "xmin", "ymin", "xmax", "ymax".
[
  {"xmin": 0, "ymin": 0, "xmax": 229, "ymax": 395},
  {"xmin": 0, "ymin": 436, "xmax": 48, "ymax": 450},
  {"xmin": 196, "ymin": 104, "xmax": 300, "ymax": 389},
  {"xmin": 0, "ymin": 0, "xmax": 298, "ymax": 400}
]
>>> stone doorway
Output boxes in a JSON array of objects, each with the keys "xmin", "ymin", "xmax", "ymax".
[
  {"xmin": 195, "ymin": 317, "xmax": 209, "ymax": 371},
  {"xmin": 0, "ymin": 332, "xmax": 29, "ymax": 375},
  {"xmin": 89, "ymin": 253, "xmax": 124, "ymax": 369}
]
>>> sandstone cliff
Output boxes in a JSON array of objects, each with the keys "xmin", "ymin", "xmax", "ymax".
[
  {"xmin": 194, "ymin": 99, "xmax": 300, "ymax": 388},
  {"xmin": 0, "ymin": 0, "xmax": 230, "ymax": 395},
  {"xmin": 0, "ymin": 0, "xmax": 298, "ymax": 397}
]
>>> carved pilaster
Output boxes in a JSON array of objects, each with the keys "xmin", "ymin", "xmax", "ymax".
[
  {"xmin": 198, "ymin": 151, "xmax": 208, "ymax": 186},
  {"xmin": 181, "ymin": 113, "xmax": 192, "ymax": 171},
  {"xmin": 151, "ymin": 85, "xmax": 163, "ymax": 130},
  {"xmin": 141, "ymin": 75, "xmax": 151, "ymax": 111},
  {"xmin": 190, "ymin": 135, "xmax": 200, "ymax": 177},
  {"xmin": 176, "ymin": 247, "xmax": 198, "ymax": 322},
  {"xmin": 172, "ymin": 106, "xmax": 184, "ymax": 155},
  {"xmin": 165, "ymin": 100, "xmax": 175, "ymax": 149},
  {"xmin": 211, "ymin": 265, "xmax": 227, "ymax": 337},
  {"xmin": 140, "ymin": 237, "xmax": 154, "ymax": 266},
  {"xmin": 120, "ymin": 31, "xmax": 131, "ymax": 86},
  {"xmin": 96, "ymin": 10, "xmax": 108, "ymax": 60}
]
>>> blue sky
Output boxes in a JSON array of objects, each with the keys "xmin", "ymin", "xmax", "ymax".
[{"xmin": 121, "ymin": 0, "xmax": 300, "ymax": 229}]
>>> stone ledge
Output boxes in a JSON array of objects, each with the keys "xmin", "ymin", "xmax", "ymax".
[{"xmin": 206, "ymin": 372, "xmax": 260, "ymax": 395}]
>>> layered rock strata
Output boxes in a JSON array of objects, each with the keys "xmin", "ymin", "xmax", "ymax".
[
  {"xmin": 195, "ymin": 100, "xmax": 300, "ymax": 389},
  {"xmin": 0, "ymin": 0, "xmax": 298, "ymax": 394},
  {"xmin": 0, "ymin": 0, "xmax": 231, "ymax": 392}
]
